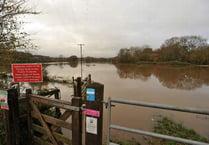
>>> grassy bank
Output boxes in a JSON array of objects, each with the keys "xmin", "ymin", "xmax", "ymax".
[
  {"xmin": 135, "ymin": 61, "xmax": 193, "ymax": 66},
  {"xmin": 115, "ymin": 60, "xmax": 209, "ymax": 67},
  {"xmin": 112, "ymin": 117, "xmax": 208, "ymax": 145},
  {"xmin": 153, "ymin": 117, "xmax": 209, "ymax": 145},
  {"xmin": 114, "ymin": 140, "xmax": 141, "ymax": 145}
]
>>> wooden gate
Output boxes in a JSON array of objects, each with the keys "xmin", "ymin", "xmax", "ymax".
[{"xmin": 26, "ymin": 89, "xmax": 82, "ymax": 145}]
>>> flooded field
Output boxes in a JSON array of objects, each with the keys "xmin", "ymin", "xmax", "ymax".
[{"xmin": 30, "ymin": 63, "xmax": 209, "ymax": 143}]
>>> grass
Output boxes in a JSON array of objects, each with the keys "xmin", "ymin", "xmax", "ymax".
[
  {"xmin": 135, "ymin": 61, "xmax": 192, "ymax": 66},
  {"xmin": 111, "ymin": 116, "xmax": 208, "ymax": 145},
  {"xmin": 113, "ymin": 140, "xmax": 141, "ymax": 145},
  {"xmin": 157, "ymin": 61, "xmax": 192, "ymax": 65},
  {"xmin": 153, "ymin": 117, "xmax": 209, "ymax": 145}
]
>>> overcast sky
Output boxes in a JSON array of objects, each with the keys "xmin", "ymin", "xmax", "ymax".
[{"xmin": 24, "ymin": 0, "xmax": 209, "ymax": 57}]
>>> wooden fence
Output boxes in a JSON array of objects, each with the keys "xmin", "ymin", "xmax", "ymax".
[
  {"xmin": 26, "ymin": 89, "xmax": 82, "ymax": 145},
  {"xmin": 1, "ymin": 75, "xmax": 104, "ymax": 145}
]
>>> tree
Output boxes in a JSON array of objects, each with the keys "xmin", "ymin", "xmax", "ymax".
[
  {"xmin": 189, "ymin": 46, "xmax": 209, "ymax": 65},
  {"xmin": 67, "ymin": 55, "xmax": 78, "ymax": 62},
  {"xmin": 117, "ymin": 48, "xmax": 136, "ymax": 63},
  {"xmin": 159, "ymin": 44, "xmax": 188, "ymax": 62},
  {"xmin": 161, "ymin": 36, "xmax": 208, "ymax": 52},
  {"xmin": 117, "ymin": 46, "xmax": 155, "ymax": 63},
  {"xmin": 136, "ymin": 48, "xmax": 153, "ymax": 61},
  {"xmin": 0, "ymin": 0, "xmax": 38, "ymax": 63}
]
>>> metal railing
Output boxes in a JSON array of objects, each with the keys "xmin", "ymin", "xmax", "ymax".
[{"xmin": 106, "ymin": 97, "xmax": 209, "ymax": 145}]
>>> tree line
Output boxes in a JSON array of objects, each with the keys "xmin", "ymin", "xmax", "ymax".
[
  {"xmin": 116, "ymin": 36, "xmax": 209, "ymax": 65},
  {"xmin": 2, "ymin": 51, "xmax": 78, "ymax": 63}
]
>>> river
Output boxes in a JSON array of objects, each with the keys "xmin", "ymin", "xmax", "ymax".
[{"xmin": 40, "ymin": 63, "xmax": 209, "ymax": 143}]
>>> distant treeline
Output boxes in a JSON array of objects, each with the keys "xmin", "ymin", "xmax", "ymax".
[
  {"xmin": 0, "ymin": 49, "xmax": 113, "ymax": 65},
  {"xmin": 85, "ymin": 56, "xmax": 113, "ymax": 63},
  {"xmin": 116, "ymin": 35, "xmax": 209, "ymax": 65},
  {"xmin": 1, "ymin": 35, "xmax": 209, "ymax": 65},
  {"xmin": 0, "ymin": 50, "xmax": 78, "ymax": 65}
]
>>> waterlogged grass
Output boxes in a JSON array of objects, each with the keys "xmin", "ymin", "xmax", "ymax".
[
  {"xmin": 154, "ymin": 117, "xmax": 209, "ymax": 145},
  {"xmin": 157, "ymin": 61, "xmax": 192, "ymax": 65},
  {"xmin": 114, "ymin": 140, "xmax": 141, "ymax": 145},
  {"xmin": 135, "ymin": 61, "xmax": 192, "ymax": 66},
  {"xmin": 112, "ymin": 117, "xmax": 208, "ymax": 145}
]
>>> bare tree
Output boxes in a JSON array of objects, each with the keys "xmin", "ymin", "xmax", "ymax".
[
  {"xmin": 0, "ymin": 0, "xmax": 39, "ymax": 51},
  {"xmin": 161, "ymin": 36, "xmax": 208, "ymax": 52}
]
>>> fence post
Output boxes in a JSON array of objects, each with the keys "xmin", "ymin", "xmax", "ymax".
[
  {"xmin": 54, "ymin": 89, "xmax": 61, "ymax": 118},
  {"xmin": 85, "ymin": 82, "xmax": 104, "ymax": 145},
  {"xmin": 4, "ymin": 88, "xmax": 19, "ymax": 145},
  {"xmin": 72, "ymin": 97, "xmax": 82, "ymax": 145},
  {"xmin": 26, "ymin": 89, "xmax": 33, "ymax": 145},
  {"xmin": 88, "ymin": 74, "xmax": 91, "ymax": 84},
  {"xmin": 76, "ymin": 77, "xmax": 82, "ymax": 97},
  {"xmin": 73, "ymin": 77, "xmax": 76, "ymax": 96}
]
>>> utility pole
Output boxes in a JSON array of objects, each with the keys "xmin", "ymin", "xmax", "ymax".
[{"xmin": 78, "ymin": 44, "xmax": 84, "ymax": 79}]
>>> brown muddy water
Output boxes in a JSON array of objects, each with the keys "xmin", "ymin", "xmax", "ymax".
[{"xmin": 29, "ymin": 63, "xmax": 209, "ymax": 144}]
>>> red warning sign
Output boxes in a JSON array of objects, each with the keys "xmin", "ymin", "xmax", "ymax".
[{"xmin": 12, "ymin": 64, "xmax": 43, "ymax": 83}]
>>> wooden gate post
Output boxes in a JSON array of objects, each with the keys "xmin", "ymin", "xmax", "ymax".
[
  {"xmin": 54, "ymin": 89, "xmax": 61, "ymax": 118},
  {"xmin": 73, "ymin": 77, "xmax": 82, "ymax": 97},
  {"xmin": 4, "ymin": 88, "xmax": 20, "ymax": 145},
  {"xmin": 72, "ymin": 97, "xmax": 82, "ymax": 145},
  {"xmin": 85, "ymin": 82, "xmax": 104, "ymax": 145},
  {"xmin": 26, "ymin": 89, "xmax": 33, "ymax": 145}
]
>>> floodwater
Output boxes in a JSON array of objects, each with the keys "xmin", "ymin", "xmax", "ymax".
[{"xmin": 43, "ymin": 63, "xmax": 209, "ymax": 143}]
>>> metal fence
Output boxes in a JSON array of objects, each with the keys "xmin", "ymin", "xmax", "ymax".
[{"xmin": 106, "ymin": 97, "xmax": 209, "ymax": 145}]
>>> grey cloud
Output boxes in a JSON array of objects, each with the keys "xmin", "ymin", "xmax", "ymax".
[{"xmin": 25, "ymin": 0, "xmax": 209, "ymax": 57}]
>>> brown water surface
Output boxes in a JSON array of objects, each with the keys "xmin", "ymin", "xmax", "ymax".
[{"xmin": 40, "ymin": 63, "xmax": 209, "ymax": 143}]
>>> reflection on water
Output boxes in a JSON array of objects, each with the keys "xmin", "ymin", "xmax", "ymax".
[
  {"xmin": 38, "ymin": 63, "xmax": 209, "ymax": 143},
  {"xmin": 115, "ymin": 64, "xmax": 209, "ymax": 90},
  {"xmin": 2, "ymin": 63, "xmax": 209, "ymax": 144},
  {"xmin": 43, "ymin": 61, "xmax": 78, "ymax": 68}
]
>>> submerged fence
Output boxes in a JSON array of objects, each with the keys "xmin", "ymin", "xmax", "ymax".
[{"xmin": 107, "ymin": 97, "xmax": 209, "ymax": 145}]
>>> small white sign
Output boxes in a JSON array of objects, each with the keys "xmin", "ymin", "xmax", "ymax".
[
  {"xmin": 0, "ymin": 90, "xmax": 9, "ymax": 110},
  {"xmin": 86, "ymin": 116, "xmax": 97, "ymax": 135}
]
